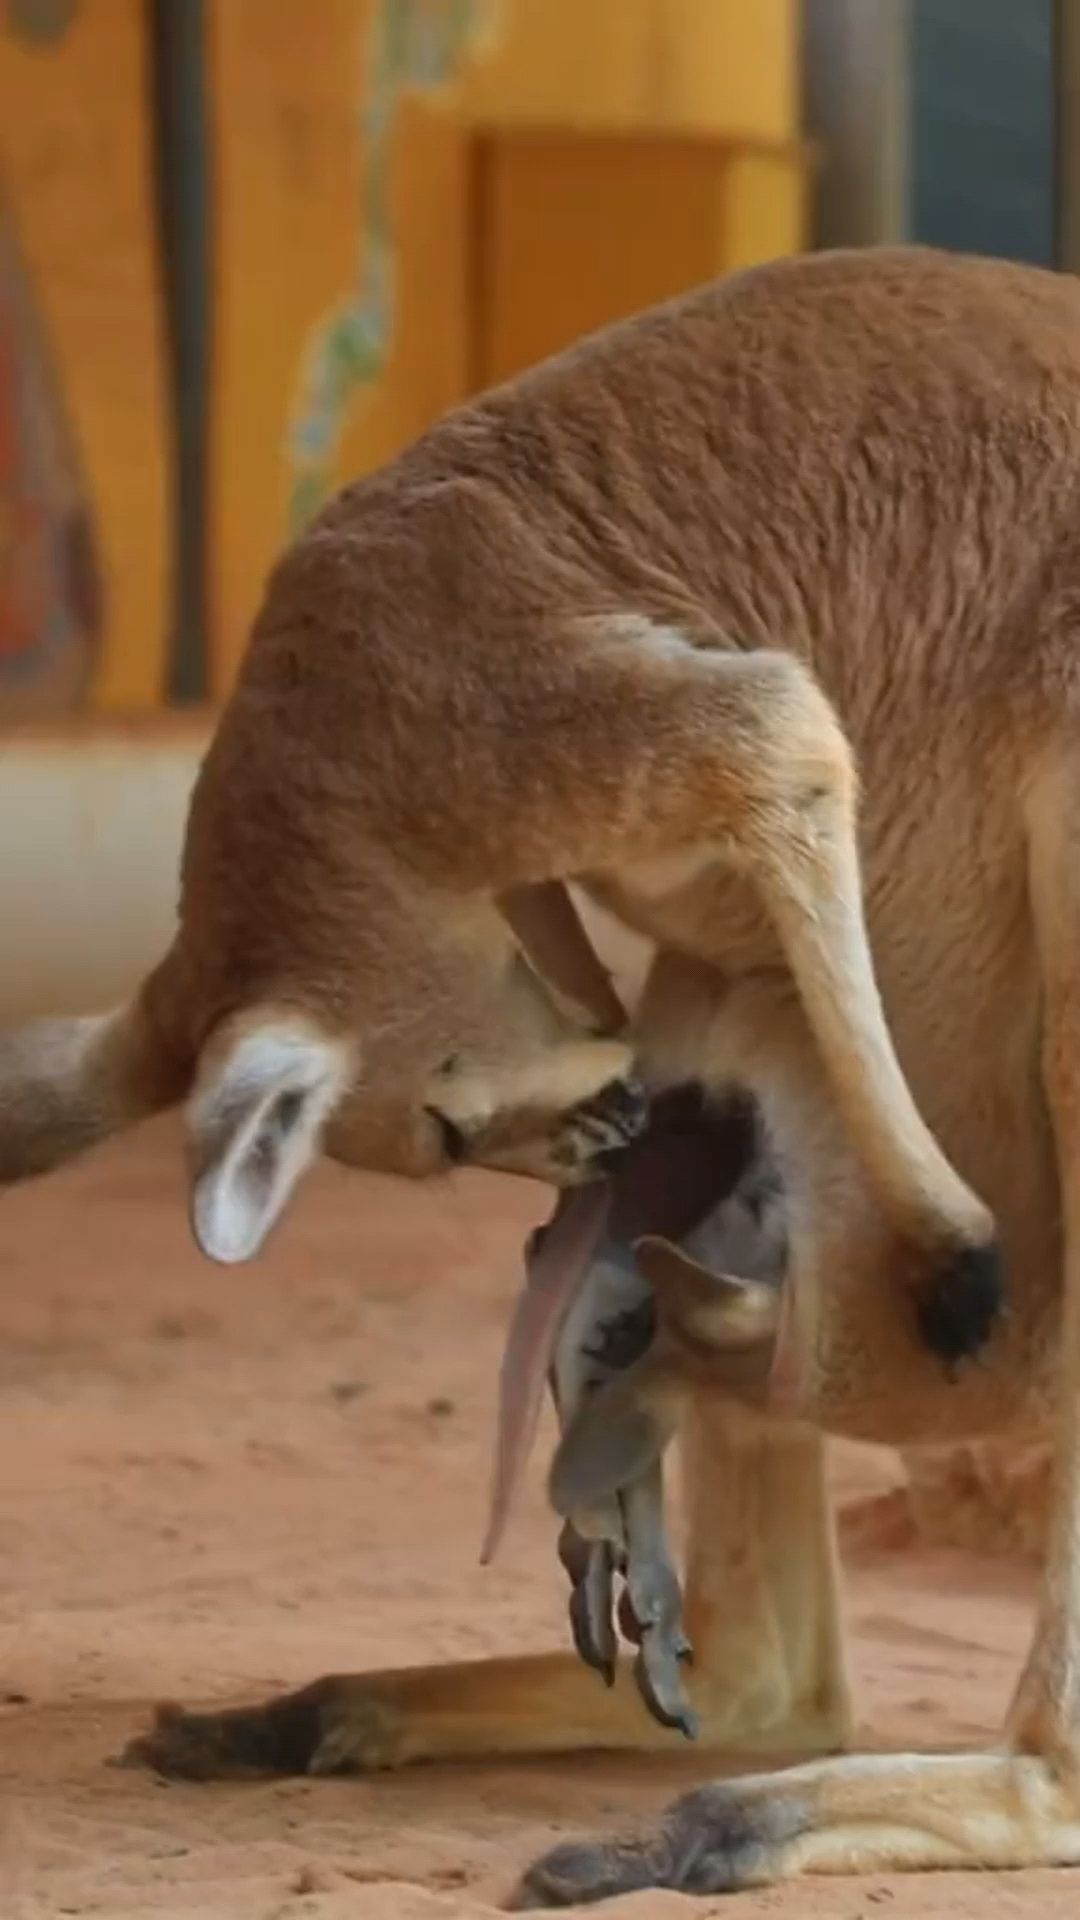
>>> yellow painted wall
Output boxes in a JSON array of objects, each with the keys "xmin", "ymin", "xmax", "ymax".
[
  {"xmin": 722, "ymin": 148, "xmax": 810, "ymax": 272},
  {"xmin": 460, "ymin": 0, "xmax": 798, "ymax": 140},
  {"xmin": 472, "ymin": 130, "xmax": 807, "ymax": 389}
]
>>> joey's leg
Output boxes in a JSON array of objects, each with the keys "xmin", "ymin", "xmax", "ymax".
[{"xmin": 124, "ymin": 1412, "xmax": 843, "ymax": 1778}]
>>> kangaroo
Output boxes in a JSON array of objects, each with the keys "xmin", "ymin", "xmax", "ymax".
[{"xmin": 3, "ymin": 244, "xmax": 1077, "ymax": 1896}]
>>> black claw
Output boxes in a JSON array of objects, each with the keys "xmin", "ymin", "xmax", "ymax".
[
  {"xmin": 917, "ymin": 1239, "xmax": 1004, "ymax": 1366},
  {"xmin": 633, "ymin": 1665, "xmax": 697, "ymax": 1740},
  {"xmin": 559, "ymin": 1523, "xmax": 619, "ymax": 1684},
  {"xmin": 616, "ymin": 1585, "xmax": 642, "ymax": 1646},
  {"xmin": 619, "ymin": 1492, "xmax": 695, "ymax": 1735},
  {"xmin": 567, "ymin": 1543, "xmax": 618, "ymax": 1685},
  {"xmin": 633, "ymin": 1642, "xmax": 698, "ymax": 1740},
  {"xmin": 556, "ymin": 1520, "xmax": 590, "ymax": 1586}
]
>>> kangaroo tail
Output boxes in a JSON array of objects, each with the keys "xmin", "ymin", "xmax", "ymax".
[{"xmin": 0, "ymin": 968, "xmax": 191, "ymax": 1183}]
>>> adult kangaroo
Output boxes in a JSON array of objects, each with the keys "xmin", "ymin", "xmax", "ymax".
[{"xmin": 7, "ymin": 247, "xmax": 1075, "ymax": 1898}]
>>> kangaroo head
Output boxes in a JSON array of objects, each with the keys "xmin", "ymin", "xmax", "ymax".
[{"xmin": 183, "ymin": 883, "xmax": 641, "ymax": 1263}]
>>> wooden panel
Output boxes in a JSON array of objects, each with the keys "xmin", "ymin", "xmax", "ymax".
[
  {"xmin": 472, "ymin": 131, "xmax": 810, "ymax": 390},
  {"xmin": 460, "ymin": 0, "xmax": 800, "ymax": 143},
  {"xmin": 0, "ymin": 0, "xmax": 172, "ymax": 713}
]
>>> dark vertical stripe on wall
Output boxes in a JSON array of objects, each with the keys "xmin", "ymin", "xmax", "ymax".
[
  {"xmin": 148, "ymin": 0, "xmax": 208, "ymax": 702},
  {"xmin": 908, "ymin": 0, "xmax": 1057, "ymax": 266}
]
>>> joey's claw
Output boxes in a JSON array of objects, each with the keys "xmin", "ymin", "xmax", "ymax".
[
  {"xmin": 621, "ymin": 1472, "xmax": 695, "ymax": 1736},
  {"xmin": 617, "ymin": 1585, "xmax": 692, "ymax": 1660},
  {"xmin": 569, "ymin": 1544, "xmax": 618, "ymax": 1685},
  {"xmin": 559, "ymin": 1522, "xmax": 617, "ymax": 1684},
  {"xmin": 634, "ymin": 1646, "xmax": 697, "ymax": 1740},
  {"xmin": 557, "ymin": 1483, "xmax": 696, "ymax": 1735},
  {"xmin": 617, "ymin": 1585, "xmax": 642, "ymax": 1646}
]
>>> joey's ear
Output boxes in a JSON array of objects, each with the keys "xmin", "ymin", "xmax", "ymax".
[
  {"xmin": 187, "ymin": 1015, "xmax": 350, "ymax": 1264},
  {"xmin": 635, "ymin": 1235, "xmax": 781, "ymax": 1351}
]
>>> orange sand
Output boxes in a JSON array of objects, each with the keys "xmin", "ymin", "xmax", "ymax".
[{"xmin": 0, "ymin": 1119, "xmax": 1073, "ymax": 1917}]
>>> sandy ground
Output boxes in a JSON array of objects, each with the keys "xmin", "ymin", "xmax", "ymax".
[{"xmin": 0, "ymin": 1119, "xmax": 1074, "ymax": 1919}]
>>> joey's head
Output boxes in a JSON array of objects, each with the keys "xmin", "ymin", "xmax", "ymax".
[{"xmin": 183, "ymin": 884, "xmax": 645, "ymax": 1265}]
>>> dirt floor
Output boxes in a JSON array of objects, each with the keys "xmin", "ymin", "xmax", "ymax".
[{"xmin": 0, "ymin": 1119, "xmax": 1074, "ymax": 1919}]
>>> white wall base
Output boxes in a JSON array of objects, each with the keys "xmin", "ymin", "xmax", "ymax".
[{"xmin": 0, "ymin": 723, "xmax": 208, "ymax": 1021}]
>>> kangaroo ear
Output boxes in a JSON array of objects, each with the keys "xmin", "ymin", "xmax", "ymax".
[{"xmin": 188, "ymin": 1015, "xmax": 350, "ymax": 1264}]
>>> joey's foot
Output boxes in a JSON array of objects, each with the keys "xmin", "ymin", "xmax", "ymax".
[{"xmin": 558, "ymin": 1519, "xmax": 695, "ymax": 1739}]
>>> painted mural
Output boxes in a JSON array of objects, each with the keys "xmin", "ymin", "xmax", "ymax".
[
  {"xmin": 0, "ymin": 206, "xmax": 99, "ymax": 713},
  {"xmin": 0, "ymin": 0, "xmax": 99, "ymax": 714},
  {"xmin": 4, "ymin": 0, "xmax": 77, "ymax": 42},
  {"xmin": 286, "ymin": 0, "xmax": 498, "ymax": 534}
]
